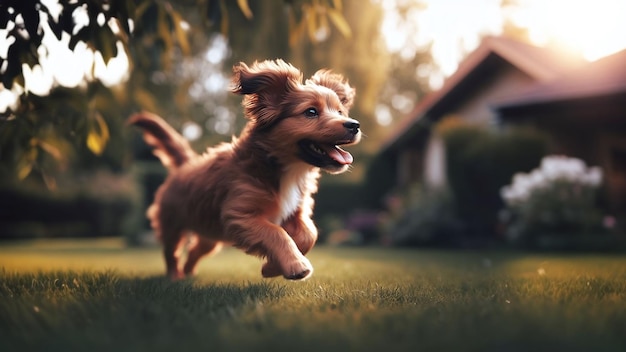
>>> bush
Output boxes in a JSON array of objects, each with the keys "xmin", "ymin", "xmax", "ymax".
[
  {"xmin": 437, "ymin": 119, "xmax": 548, "ymax": 238},
  {"xmin": 500, "ymin": 155, "xmax": 608, "ymax": 248},
  {"xmin": 0, "ymin": 171, "xmax": 143, "ymax": 241},
  {"xmin": 384, "ymin": 185, "xmax": 464, "ymax": 247}
]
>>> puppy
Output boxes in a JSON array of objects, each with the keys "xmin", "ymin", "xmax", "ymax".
[{"xmin": 129, "ymin": 59, "xmax": 360, "ymax": 280}]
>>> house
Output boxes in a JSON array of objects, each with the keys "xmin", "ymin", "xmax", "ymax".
[
  {"xmin": 495, "ymin": 48, "xmax": 626, "ymax": 216},
  {"xmin": 380, "ymin": 35, "xmax": 626, "ymax": 221},
  {"xmin": 381, "ymin": 36, "xmax": 585, "ymax": 190}
]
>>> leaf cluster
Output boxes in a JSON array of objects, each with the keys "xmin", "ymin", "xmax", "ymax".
[
  {"xmin": 0, "ymin": 0, "xmax": 134, "ymax": 89},
  {"xmin": 0, "ymin": 0, "xmax": 355, "ymax": 184}
]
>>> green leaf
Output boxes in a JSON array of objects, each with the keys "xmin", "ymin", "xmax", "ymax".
[
  {"xmin": 17, "ymin": 143, "xmax": 38, "ymax": 180},
  {"xmin": 21, "ymin": 41, "xmax": 41, "ymax": 68},
  {"xmin": 332, "ymin": 0, "xmax": 343, "ymax": 11},
  {"xmin": 237, "ymin": 0, "xmax": 254, "ymax": 20},
  {"xmin": 22, "ymin": 2, "xmax": 41, "ymax": 41},
  {"xmin": 0, "ymin": 6, "xmax": 10, "ymax": 28},
  {"xmin": 97, "ymin": 26, "xmax": 118, "ymax": 64},
  {"xmin": 133, "ymin": 88, "xmax": 159, "ymax": 112},
  {"xmin": 288, "ymin": 7, "xmax": 306, "ymax": 47},
  {"xmin": 170, "ymin": 10, "xmax": 191, "ymax": 56},
  {"xmin": 58, "ymin": 2, "xmax": 80, "ymax": 34},
  {"xmin": 110, "ymin": 0, "xmax": 134, "ymax": 34},
  {"xmin": 47, "ymin": 20, "xmax": 64, "ymax": 41},
  {"xmin": 86, "ymin": 112, "xmax": 110, "ymax": 156},
  {"xmin": 157, "ymin": 5, "xmax": 173, "ymax": 49},
  {"xmin": 17, "ymin": 161, "xmax": 34, "ymax": 180},
  {"xmin": 69, "ymin": 27, "xmax": 90, "ymax": 51},
  {"xmin": 328, "ymin": 9, "xmax": 351, "ymax": 39},
  {"xmin": 2, "ymin": 41, "xmax": 21, "ymax": 88},
  {"xmin": 305, "ymin": 5, "xmax": 318, "ymax": 42},
  {"xmin": 35, "ymin": 138, "xmax": 64, "ymax": 162},
  {"xmin": 219, "ymin": 0, "xmax": 229, "ymax": 36},
  {"xmin": 134, "ymin": 0, "xmax": 153, "ymax": 20}
]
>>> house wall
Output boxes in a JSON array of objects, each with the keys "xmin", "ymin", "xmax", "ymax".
[
  {"xmin": 419, "ymin": 66, "xmax": 540, "ymax": 189},
  {"xmin": 423, "ymin": 135, "xmax": 446, "ymax": 189},
  {"xmin": 397, "ymin": 147, "xmax": 423, "ymax": 188},
  {"xmin": 598, "ymin": 131, "xmax": 626, "ymax": 212},
  {"xmin": 501, "ymin": 104, "xmax": 626, "ymax": 219},
  {"xmin": 454, "ymin": 67, "xmax": 537, "ymax": 125},
  {"xmin": 529, "ymin": 118, "xmax": 626, "ymax": 214}
]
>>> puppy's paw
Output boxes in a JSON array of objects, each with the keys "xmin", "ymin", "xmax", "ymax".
[
  {"xmin": 167, "ymin": 270, "xmax": 185, "ymax": 281},
  {"xmin": 261, "ymin": 261, "xmax": 282, "ymax": 278},
  {"xmin": 281, "ymin": 255, "xmax": 313, "ymax": 281}
]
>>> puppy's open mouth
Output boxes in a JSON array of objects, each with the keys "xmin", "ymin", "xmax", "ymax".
[{"xmin": 298, "ymin": 139, "xmax": 354, "ymax": 168}]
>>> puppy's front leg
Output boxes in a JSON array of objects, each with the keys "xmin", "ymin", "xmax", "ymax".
[
  {"xmin": 283, "ymin": 211, "xmax": 318, "ymax": 254},
  {"xmin": 262, "ymin": 212, "xmax": 318, "ymax": 278},
  {"xmin": 228, "ymin": 218, "xmax": 313, "ymax": 280}
]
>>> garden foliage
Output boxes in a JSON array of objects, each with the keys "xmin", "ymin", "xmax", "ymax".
[
  {"xmin": 437, "ymin": 119, "xmax": 548, "ymax": 239},
  {"xmin": 500, "ymin": 155, "xmax": 607, "ymax": 247},
  {"xmin": 384, "ymin": 185, "xmax": 463, "ymax": 246}
]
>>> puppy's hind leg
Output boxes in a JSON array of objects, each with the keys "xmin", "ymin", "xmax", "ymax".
[
  {"xmin": 183, "ymin": 237, "xmax": 223, "ymax": 276},
  {"xmin": 161, "ymin": 227, "xmax": 187, "ymax": 280}
]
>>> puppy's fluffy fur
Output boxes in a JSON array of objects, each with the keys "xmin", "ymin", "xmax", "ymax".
[{"xmin": 129, "ymin": 59, "xmax": 360, "ymax": 280}]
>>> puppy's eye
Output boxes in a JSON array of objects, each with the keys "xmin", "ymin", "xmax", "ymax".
[
  {"xmin": 338, "ymin": 110, "xmax": 344, "ymax": 116},
  {"xmin": 304, "ymin": 107, "xmax": 319, "ymax": 118}
]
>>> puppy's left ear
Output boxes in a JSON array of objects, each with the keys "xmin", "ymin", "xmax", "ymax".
[
  {"xmin": 307, "ymin": 70, "xmax": 356, "ymax": 110},
  {"xmin": 231, "ymin": 60, "xmax": 303, "ymax": 129}
]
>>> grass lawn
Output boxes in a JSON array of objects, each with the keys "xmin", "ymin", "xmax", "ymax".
[{"xmin": 1, "ymin": 239, "xmax": 625, "ymax": 352}]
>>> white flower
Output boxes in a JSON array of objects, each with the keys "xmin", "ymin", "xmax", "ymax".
[
  {"xmin": 540, "ymin": 155, "xmax": 587, "ymax": 182},
  {"xmin": 528, "ymin": 169, "xmax": 546, "ymax": 190},
  {"xmin": 584, "ymin": 166, "xmax": 603, "ymax": 186},
  {"xmin": 501, "ymin": 155, "xmax": 603, "ymax": 205},
  {"xmin": 540, "ymin": 155, "xmax": 566, "ymax": 181}
]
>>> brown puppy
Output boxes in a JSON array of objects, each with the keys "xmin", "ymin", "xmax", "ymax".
[{"xmin": 129, "ymin": 59, "xmax": 360, "ymax": 280}]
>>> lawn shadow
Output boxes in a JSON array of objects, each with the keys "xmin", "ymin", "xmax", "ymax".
[
  {"xmin": 116, "ymin": 274, "xmax": 289, "ymax": 310},
  {"xmin": 1, "ymin": 271, "xmax": 290, "ymax": 351}
]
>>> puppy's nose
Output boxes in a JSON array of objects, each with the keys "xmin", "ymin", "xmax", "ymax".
[{"xmin": 343, "ymin": 119, "xmax": 360, "ymax": 134}]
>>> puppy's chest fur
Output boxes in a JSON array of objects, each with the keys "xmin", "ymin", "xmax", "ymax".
[{"xmin": 274, "ymin": 165, "xmax": 314, "ymax": 224}]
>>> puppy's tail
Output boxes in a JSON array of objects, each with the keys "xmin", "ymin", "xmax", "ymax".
[{"xmin": 128, "ymin": 112, "xmax": 197, "ymax": 170}]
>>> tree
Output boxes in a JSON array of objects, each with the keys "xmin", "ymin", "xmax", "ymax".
[{"xmin": 0, "ymin": 0, "xmax": 354, "ymax": 183}]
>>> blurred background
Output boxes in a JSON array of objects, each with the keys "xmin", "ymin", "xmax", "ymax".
[{"xmin": 1, "ymin": 0, "xmax": 625, "ymax": 250}]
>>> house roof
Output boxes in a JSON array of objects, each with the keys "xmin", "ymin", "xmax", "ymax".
[
  {"xmin": 495, "ymin": 48, "xmax": 626, "ymax": 111},
  {"xmin": 381, "ymin": 36, "xmax": 585, "ymax": 153}
]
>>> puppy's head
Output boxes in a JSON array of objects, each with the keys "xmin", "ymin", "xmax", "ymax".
[{"xmin": 231, "ymin": 60, "xmax": 360, "ymax": 174}]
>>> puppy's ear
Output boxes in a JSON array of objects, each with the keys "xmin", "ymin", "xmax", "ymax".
[
  {"xmin": 231, "ymin": 60, "xmax": 303, "ymax": 128},
  {"xmin": 307, "ymin": 70, "xmax": 355, "ymax": 110}
]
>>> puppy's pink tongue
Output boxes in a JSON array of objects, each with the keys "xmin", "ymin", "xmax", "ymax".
[{"xmin": 324, "ymin": 145, "xmax": 353, "ymax": 165}]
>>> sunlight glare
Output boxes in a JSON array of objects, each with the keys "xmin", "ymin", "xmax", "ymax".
[
  {"xmin": 93, "ymin": 42, "xmax": 130, "ymax": 86},
  {"xmin": 182, "ymin": 121, "xmax": 202, "ymax": 141},
  {"xmin": 22, "ymin": 64, "xmax": 54, "ymax": 96},
  {"xmin": 375, "ymin": 104, "xmax": 393, "ymax": 126},
  {"xmin": 0, "ymin": 1, "xmax": 130, "ymax": 111},
  {"xmin": 509, "ymin": 0, "xmax": 626, "ymax": 60},
  {"xmin": 380, "ymin": 0, "xmax": 626, "ymax": 85},
  {"xmin": 0, "ymin": 85, "xmax": 21, "ymax": 112}
]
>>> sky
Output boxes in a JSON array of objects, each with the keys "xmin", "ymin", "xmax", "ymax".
[
  {"xmin": 2, "ymin": 0, "xmax": 626, "ymax": 111},
  {"xmin": 381, "ymin": 0, "xmax": 626, "ymax": 88}
]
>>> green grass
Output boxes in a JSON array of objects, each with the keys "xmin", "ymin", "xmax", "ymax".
[{"xmin": 1, "ymin": 239, "xmax": 625, "ymax": 352}]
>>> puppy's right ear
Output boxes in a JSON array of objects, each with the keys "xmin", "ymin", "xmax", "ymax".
[
  {"xmin": 307, "ymin": 70, "xmax": 355, "ymax": 111},
  {"xmin": 231, "ymin": 60, "xmax": 303, "ymax": 129}
]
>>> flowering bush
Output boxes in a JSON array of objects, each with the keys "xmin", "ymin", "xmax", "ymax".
[{"xmin": 500, "ymin": 155, "xmax": 604, "ymax": 244}]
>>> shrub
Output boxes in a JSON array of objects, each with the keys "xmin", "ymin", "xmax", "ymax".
[
  {"xmin": 500, "ymin": 155, "xmax": 606, "ymax": 247},
  {"xmin": 437, "ymin": 119, "xmax": 548, "ymax": 238},
  {"xmin": 384, "ymin": 185, "xmax": 464, "ymax": 247},
  {"xmin": 0, "ymin": 171, "xmax": 143, "ymax": 241}
]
